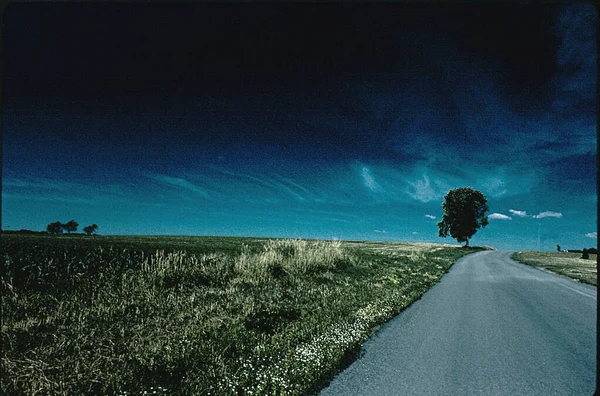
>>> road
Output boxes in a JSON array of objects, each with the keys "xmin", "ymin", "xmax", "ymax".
[{"xmin": 320, "ymin": 250, "xmax": 597, "ymax": 395}]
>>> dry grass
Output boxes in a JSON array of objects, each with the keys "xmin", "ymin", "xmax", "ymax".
[
  {"xmin": 512, "ymin": 251, "xmax": 597, "ymax": 286},
  {"xmin": 1, "ymin": 235, "xmax": 481, "ymax": 395}
]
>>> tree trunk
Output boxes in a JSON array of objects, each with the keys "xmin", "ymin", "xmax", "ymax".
[{"xmin": 465, "ymin": 238, "xmax": 470, "ymax": 247}]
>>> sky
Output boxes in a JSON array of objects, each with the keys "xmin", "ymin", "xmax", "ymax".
[{"xmin": 1, "ymin": 3, "xmax": 597, "ymax": 251}]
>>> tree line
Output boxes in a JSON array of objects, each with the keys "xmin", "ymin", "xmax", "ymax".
[{"xmin": 46, "ymin": 220, "xmax": 98, "ymax": 236}]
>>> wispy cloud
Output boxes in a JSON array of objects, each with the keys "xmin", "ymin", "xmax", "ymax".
[
  {"xmin": 374, "ymin": 229, "xmax": 387, "ymax": 234},
  {"xmin": 2, "ymin": 192, "xmax": 95, "ymax": 205},
  {"xmin": 480, "ymin": 176, "xmax": 508, "ymax": 197},
  {"xmin": 406, "ymin": 174, "xmax": 439, "ymax": 203},
  {"xmin": 425, "ymin": 214, "xmax": 437, "ymax": 219},
  {"xmin": 509, "ymin": 209, "xmax": 528, "ymax": 217},
  {"xmin": 2, "ymin": 177, "xmax": 134, "ymax": 206},
  {"xmin": 147, "ymin": 174, "xmax": 211, "ymax": 199},
  {"xmin": 208, "ymin": 166, "xmax": 277, "ymax": 189},
  {"xmin": 3, "ymin": 177, "xmax": 85, "ymax": 191},
  {"xmin": 532, "ymin": 211, "xmax": 563, "ymax": 219},
  {"xmin": 272, "ymin": 174, "xmax": 329, "ymax": 202},
  {"xmin": 361, "ymin": 166, "xmax": 383, "ymax": 192},
  {"xmin": 585, "ymin": 232, "xmax": 597, "ymax": 238},
  {"xmin": 489, "ymin": 213, "xmax": 512, "ymax": 220}
]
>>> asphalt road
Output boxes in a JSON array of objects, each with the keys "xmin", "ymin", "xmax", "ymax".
[{"xmin": 320, "ymin": 250, "xmax": 597, "ymax": 395}]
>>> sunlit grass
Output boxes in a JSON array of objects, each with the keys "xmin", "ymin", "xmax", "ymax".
[
  {"xmin": 512, "ymin": 251, "xmax": 597, "ymax": 286},
  {"xmin": 1, "ymin": 234, "xmax": 481, "ymax": 394}
]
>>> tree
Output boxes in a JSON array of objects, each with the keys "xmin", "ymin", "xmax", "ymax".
[
  {"xmin": 83, "ymin": 224, "xmax": 99, "ymax": 236},
  {"xmin": 437, "ymin": 187, "xmax": 489, "ymax": 247},
  {"xmin": 63, "ymin": 220, "xmax": 79, "ymax": 234},
  {"xmin": 46, "ymin": 221, "xmax": 63, "ymax": 235},
  {"xmin": 581, "ymin": 248, "xmax": 589, "ymax": 259}
]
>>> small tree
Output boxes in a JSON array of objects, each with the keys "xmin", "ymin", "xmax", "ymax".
[
  {"xmin": 437, "ymin": 187, "xmax": 489, "ymax": 247},
  {"xmin": 581, "ymin": 248, "xmax": 589, "ymax": 259},
  {"xmin": 83, "ymin": 224, "xmax": 99, "ymax": 236},
  {"xmin": 63, "ymin": 220, "xmax": 79, "ymax": 234},
  {"xmin": 46, "ymin": 221, "xmax": 64, "ymax": 235}
]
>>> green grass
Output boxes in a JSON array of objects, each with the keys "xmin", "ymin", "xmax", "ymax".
[
  {"xmin": 1, "ymin": 234, "xmax": 483, "ymax": 395},
  {"xmin": 512, "ymin": 251, "xmax": 597, "ymax": 286}
]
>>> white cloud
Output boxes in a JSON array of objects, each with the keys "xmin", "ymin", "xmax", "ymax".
[
  {"xmin": 425, "ymin": 214, "xmax": 437, "ymax": 219},
  {"xmin": 532, "ymin": 211, "xmax": 563, "ymax": 219},
  {"xmin": 374, "ymin": 230, "xmax": 387, "ymax": 234},
  {"xmin": 406, "ymin": 174, "xmax": 439, "ymax": 203},
  {"xmin": 509, "ymin": 209, "xmax": 528, "ymax": 217},
  {"xmin": 489, "ymin": 213, "xmax": 512, "ymax": 220},
  {"xmin": 361, "ymin": 167, "xmax": 383, "ymax": 192},
  {"xmin": 148, "ymin": 174, "xmax": 211, "ymax": 199},
  {"xmin": 412, "ymin": 231, "xmax": 419, "ymax": 235},
  {"xmin": 585, "ymin": 232, "xmax": 597, "ymax": 238},
  {"xmin": 482, "ymin": 176, "xmax": 508, "ymax": 197}
]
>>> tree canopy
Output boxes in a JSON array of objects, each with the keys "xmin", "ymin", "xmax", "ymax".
[
  {"xmin": 437, "ymin": 187, "xmax": 489, "ymax": 247},
  {"xmin": 63, "ymin": 220, "xmax": 79, "ymax": 234},
  {"xmin": 46, "ymin": 221, "xmax": 63, "ymax": 235},
  {"xmin": 83, "ymin": 224, "xmax": 99, "ymax": 236}
]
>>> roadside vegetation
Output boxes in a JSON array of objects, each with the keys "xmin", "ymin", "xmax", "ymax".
[
  {"xmin": 1, "ymin": 234, "xmax": 482, "ymax": 395},
  {"xmin": 512, "ymin": 251, "xmax": 597, "ymax": 286}
]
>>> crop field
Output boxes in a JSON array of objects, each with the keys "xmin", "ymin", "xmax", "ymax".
[
  {"xmin": 1, "ymin": 234, "xmax": 483, "ymax": 395},
  {"xmin": 512, "ymin": 251, "xmax": 597, "ymax": 286}
]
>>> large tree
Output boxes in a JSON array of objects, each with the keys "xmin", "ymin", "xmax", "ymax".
[
  {"xmin": 437, "ymin": 187, "xmax": 489, "ymax": 247},
  {"xmin": 63, "ymin": 220, "xmax": 79, "ymax": 234}
]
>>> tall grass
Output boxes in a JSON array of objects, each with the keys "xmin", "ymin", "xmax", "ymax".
[{"xmin": 1, "ymin": 235, "xmax": 477, "ymax": 395}]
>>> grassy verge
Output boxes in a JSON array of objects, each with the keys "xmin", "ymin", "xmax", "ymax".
[
  {"xmin": 512, "ymin": 251, "xmax": 597, "ymax": 286},
  {"xmin": 2, "ymin": 234, "xmax": 482, "ymax": 395}
]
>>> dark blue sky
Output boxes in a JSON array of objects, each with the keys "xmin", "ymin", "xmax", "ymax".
[{"xmin": 2, "ymin": 3, "xmax": 597, "ymax": 251}]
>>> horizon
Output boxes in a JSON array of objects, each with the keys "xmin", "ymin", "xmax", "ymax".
[
  {"xmin": 1, "ymin": 228, "xmax": 595, "ymax": 253},
  {"xmin": 2, "ymin": 3, "xmax": 597, "ymax": 252}
]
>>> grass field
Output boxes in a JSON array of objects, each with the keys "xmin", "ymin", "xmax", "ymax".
[
  {"xmin": 1, "ymin": 234, "xmax": 485, "ymax": 395},
  {"xmin": 512, "ymin": 251, "xmax": 597, "ymax": 286}
]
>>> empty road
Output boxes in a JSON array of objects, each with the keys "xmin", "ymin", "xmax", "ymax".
[{"xmin": 321, "ymin": 250, "xmax": 597, "ymax": 395}]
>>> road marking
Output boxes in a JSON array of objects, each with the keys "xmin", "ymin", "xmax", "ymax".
[{"xmin": 552, "ymin": 280, "xmax": 597, "ymax": 300}]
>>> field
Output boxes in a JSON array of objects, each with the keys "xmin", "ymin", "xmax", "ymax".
[
  {"xmin": 512, "ymin": 251, "xmax": 597, "ymax": 286},
  {"xmin": 1, "ymin": 234, "xmax": 484, "ymax": 395}
]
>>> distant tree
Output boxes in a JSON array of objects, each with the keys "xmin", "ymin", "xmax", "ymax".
[
  {"xmin": 63, "ymin": 220, "xmax": 79, "ymax": 234},
  {"xmin": 46, "ymin": 221, "xmax": 64, "ymax": 235},
  {"xmin": 581, "ymin": 248, "xmax": 589, "ymax": 259},
  {"xmin": 83, "ymin": 224, "xmax": 99, "ymax": 236},
  {"xmin": 557, "ymin": 244, "xmax": 561, "ymax": 252},
  {"xmin": 437, "ymin": 187, "xmax": 489, "ymax": 247}
]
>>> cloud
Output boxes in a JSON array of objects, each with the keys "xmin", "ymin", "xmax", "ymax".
[
  {"xmin": 2, "ymin": 192, "xmax": 95, "ymax": 205},
  {"xmin": 147, "ymin": 174, "xmax": 211, "ymax": 199},
  {"xmin": 361, "ymin": 166, "xmax": 383, "ymax": 192},
  {"xmin": 509, "ymin": 209, "xmax": 528, "ymax": 217},
  {"xmin": 425, "ymin": 214, "xmax": 437, "ymax": 219},
  {"xmin": 374, "ymin": 229, "xmax": 387, "ymax": 234},
  {"xmin": 585, "ymin": 232, "xmax": 597, "ymax": 238},
  {"xmin": 2, "ymin": 177, "xmax": 136, "ymax": 207},
  {"xmin": 489, "ymin": 213, "xmax": 512, "ymax": 220},
  {"xmin": 532, "ymin": 211, "xmax": 563, "ymax": 219},
  {"xmin": 3, "ymin": 177, "xmax": 87, "ymax": 191},
  {"xmin": 406, "ymin": 174, "xmax": 439, "ymax": 203}
]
